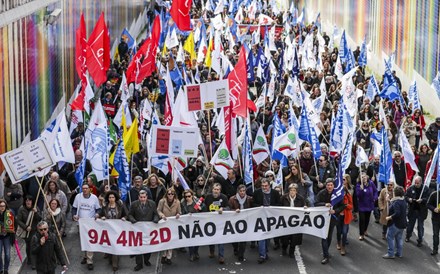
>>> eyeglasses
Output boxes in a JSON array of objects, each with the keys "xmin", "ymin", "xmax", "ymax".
[
  {"xmin": 197, "ymin": 179, "xmax": 204, "ymax": 182},
  {"xmin": 167, "ymin": 193, "xmax": 175, "ymax": 196},
  {"xmin": 39, "ymin": 228, "xmax": 48, "ymax": 231},
  {"xmin": 185, "ymin": 195, "xmax": 192, "ymax": 198}
]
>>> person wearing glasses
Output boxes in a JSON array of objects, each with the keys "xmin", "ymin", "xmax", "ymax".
[
  {"xmin": 157, "ymin": 188, "xmax": 181, "ymax": 265},
  {"xmin": 309, "ymin": 154, "xmax": 335, "ymax": 195},
  {"xmin": 392, "ymin": 151, "xmax": 406, "ymax": 188},
  {"xmin": 72, "ymin": 184, "xmax": 101, "ymax": 271},
  {"xmin": 31, "ymin": 221, "xmax": 67, "ymax": 274},
  {"xmin": 128, "ymin": 190, "xmax": 159, "ymax": 271},
  {"xmin": 0, "ymin": 199, "xmax": 14, "ymax": 274},
  {"xmin": 181, "ymin": 189, "xmax": 206, "ymax": 261}
]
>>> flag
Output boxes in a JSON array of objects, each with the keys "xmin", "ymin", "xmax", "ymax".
[
  {"xmin": 113, "ymin": 138, "xmax": 131, "ymax": 201},
  {"xmin": 85, "ymin": 101, "xmax": 109, "ymax": 182},
  {"xmin": 358, "ymin": 36, "xmax": 367, "ymax": 66},
  {"xmin": 242, "ymin": 121, "xmax": 253, "ymax": 185},
  {"xmin": 408, "ymin": 81, "xmax": 421, "ymax": 113},
  {"xmin": 298, "ymin": 103, "xmax": 321, "ymax": 159},
  {"xmin": 214, "ymin": 0, "xmax": 224, "ymax": 14},
  {"xmin": 432, "ymin": 72, "xmax": 440, "ymax": 100},
  {"xmin": 123, "ymin": 117, "xmax": 140, "ymax": 160},
  {"xmin": 334, "ymin": 55, "xmax": 344, "ymax": 80},
  {"xmin": 270, "ymin": 113, "xmax": 287, "ymax": 165},
  {"xmin": 183, "ymin": 31, "xmax": 197, "ymax": 61},
  {"xmin": 273, "ymin": 163, "xmax": 283, "ymax": 189},
  {"xmin": 75, "ymin": 13, "xmax": 87, "ymax": 80},
  {"xmin": 174, "ymin": 166, "xmax": 190, "ymax": 190},
  {"xmin": 355, "ymin": 145, "xmax": 369, "ymax": 167},
  {"xmin": 210, "ymin": 138, "xmax": 234, "ymax": 179},
  {"xmin": 339, "ymin": 30, "xmax": 349, "ymax": 63},
  {"xmin": 378, "ymin": 127, "xmax": 393, "ymax": 184},
  {"xmin": 399, "ymin": 127, "xmax": 419, "ymax": 172},
  {"xmin": 437, "ymin": 131, "xmax": 440, "ymax": 184},
  {"xmin": 424, "ymin": 147, "xmax": 438, "ymax": 187},
  {"xmin": 253, "ymin": 125, "xmax": 270, "ymax": 165},
  {"xmin": 331, "ymin": 152, "xmax": 344, "ymax": 206},
  {"xmin": 228, "ymin": 46, "xmax": 248, "ymax": 118},
  {"xmin": 170, "ymin": 0, "xmax": 193, "ymax": 31},
  {"xmin": 258, "ymin": 13, "xmax": 274, "ymax": 25},
  {"xmin": 366, "ymin": 75, "xmax": 379, "ymax": 102},
  {"xmin": 273, "ymin": 127, "xmax": 297, "ymax": 157},
  {"xmin": 75, "ymin": 142, "xmax": 89, "ymax": 188},
  {"xmin": 151, "ymin": 155, "xmax": 170, "ymax": 175},
  {"xmin": 379, "ymin": 81, "xmax": 403, "ymax": 103},
  {"xmin": 86, "ymin": 13, "xmax": 110, "ymax": 87}
]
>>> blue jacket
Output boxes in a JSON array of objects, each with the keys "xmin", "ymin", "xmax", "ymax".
[{"xmin": 388, "ymin": 197, "xmax": 407, "ymax": 229}]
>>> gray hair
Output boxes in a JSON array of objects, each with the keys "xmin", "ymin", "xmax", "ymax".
[{"xmin": 37, "ymin": 221, "xmax": 48, "ymax": 228}]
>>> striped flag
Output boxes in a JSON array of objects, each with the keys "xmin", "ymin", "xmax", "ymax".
[
  {"xmin": 113, "ymin": 137, "xmax": 131, "ymax": 201},
  {"xmin": 242, "ymin": 121, "xmax": 253, "ymax": 185},
  {"xmin": 252, "ymin": 125, "xmax": 270, "ymax": 165}
]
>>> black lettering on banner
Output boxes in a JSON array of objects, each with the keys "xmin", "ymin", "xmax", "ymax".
[
  {"xmin": 223, "ymin": 221, "xmax": 235, "ymax": 235},
  {"xmin": 314, "ymin": 215, "xmax": 325, "ymax": 229},
  {"xmin": 267, "ymin": 217, "xmax": 277, "ymax": 231},
  {"xmin": 276, "ymin": 216, "xmax": 287, "ymax": 229},
  {"xmin": 204, "ymin": 222, "xmax": 216, "ymax": 236},
  {"xmin": 235, "ymin": 220, "xmax": 247, "ymax": 233},
  {"xmin": 178, "ymin": 224, "xmax": 190, "ymax": 239},
  {"xmin": 254, "ymin": 218, "xmax": 266, "ymax": 232},
  {"xmin": 288, "ymin": 215, "xmax": 300, "ymax": 227},
  {"xmin": 192, "ymin": 222, "xmax": 204, "ymax": 237},
  {"xmin": 300, "ymin": 214, "xmax": 312, "ymax": 227}
]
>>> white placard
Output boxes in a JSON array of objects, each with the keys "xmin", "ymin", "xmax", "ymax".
[
  {"xmin": 186, "ymin": 79, "xmax": 230, "ymax": 111},
  {"xmin": 150, "ymin": 125, "xmax": 200, "ymax": 158},
  {"xmin": 0, "ymin": 139, "xmax": 54, "ymax": 183}
]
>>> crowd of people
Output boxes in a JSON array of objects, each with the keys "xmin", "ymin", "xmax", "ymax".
[{"xmin": 0, "ymin": 1, "xmax": 440, "ymax": 273}]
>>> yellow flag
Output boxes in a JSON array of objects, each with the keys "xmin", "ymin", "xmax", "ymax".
[
  {"xmin": 204, "ymin": 36, "xmax": 213, "ymax": 68},
  {"xmin": 183, "ymin": 31, "xmax": 196, "ymax": 61},
  {"xmin": 123, "ymin": 118, "xmax": 140, "ymax": 160},
  {"xmin": 109, "ymin": 147, "xmax": 119, "ymax": 176}
]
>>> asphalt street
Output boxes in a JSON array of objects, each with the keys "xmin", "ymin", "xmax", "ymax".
[{"xmin": 18, "ymin": 215, "xmax": 440, "ymax": 274}]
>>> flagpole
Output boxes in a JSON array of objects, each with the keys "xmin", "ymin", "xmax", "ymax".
[
  {"xmin": 26, "ymin": 176, "xmax": 43, "ymax": 238},
  {"xmin": 207, "ymin": 110, "xmax": 213, "ymax": 161},
  {"xmin": 202, "ymin": 166, "xmax": 214, "ymax": 196}
]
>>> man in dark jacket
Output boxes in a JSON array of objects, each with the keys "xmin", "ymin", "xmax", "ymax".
[
  {"xmin": 427, "ymin": 188, "xmax": 440, "ymax": 255},
  {"xmin": 309, "ymin": 154, "xmax": 336, "ymax": 194},
  {"xmin": 383, "ymin": 186, "xmax": 407, "ymax": 259},
  {"xmin": 253, "ymin": 178, "xmax": 281, "ymax": 264},
  {"xmin": 392, "ymin": 151, "xmax": 406, "ymax": 188},
  {"xmin": 405, "ymin": 176, "xmax": 430, "ymax": 246},
  {"xmin": 425, "ymin": 117, "xmax": 440, "ymax": 150},
  {"xmin": 315, "ymin": 178, "xmax": 346, "ymax": 264},
  {"xmin": 128, "ymin": 190, "xmax": 159, "ymax": 271},
  {"xmin": 31, "ymin": 221, "xmax": 67, "ymax": 274}
]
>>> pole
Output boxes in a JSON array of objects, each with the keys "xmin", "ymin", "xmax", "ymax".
[
  {"xmin": 207, "ymin": 110, "xmax": 213, "ymax": 162},
  {"xmin": 202, "ymin": 166, "xmax": 214, "ymax": 195},
  {"xmin": 37, "ymin": 178, "xmax": 70, "ymax": 265},
  {"xmin": 26, "ymin": 176, "xmax": 43, "ymax": 238}
]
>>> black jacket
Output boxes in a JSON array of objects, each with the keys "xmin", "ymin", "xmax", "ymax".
[
  {"xmin": 31, "ymin": 232, "xmax": 66, "ymax": 272},
  {"xmin": 427, "ymin": 191, "xmax": 440, "ymax": 221},
  {"xmin": 128, "ymin": 200, "xmax": 159, "ymax": 223},
  {"xmin": 388, "ymin": 197, "xmax": 408, "ymax": 229},
  {"xmin": 405, "ymin": 185, "xmax": 429, "ymax": 219},
  {"xmin": 314, "ymin": 189, "xmax": 346, "ymax": 216},
  {"xmin": 252, "ymin": 189, "xmax": 281, "ymax": 207}
]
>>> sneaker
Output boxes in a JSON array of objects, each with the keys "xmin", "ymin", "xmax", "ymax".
[
  {"xmin": 87, "ymin": 264, "xmax": 94, "ymax": 270},
  {"xmin": 382, "ymin": 254, "xmax": 395, "ymax": 259},
  {"xmin": 218, "ymin": 257, "xmax": 225, "ymax": 264},
  {"xmin": 257, "ymin": 257, "xmax": 266, "ymax": 264},
  {"xmin": 321, "ymin": 257, "xmax": 329, "ymax": 264},
  {"xmin": 405, "ymin": 238, "xmax": 410, "ymax": 242},
  {"xmin": 431, "ymin": 250, "xmax": 438, "ymax": 256},
  {"xmin": 134, "ymin": 265, "xmax": 143, "ymax": 271},
  {"xmin": 144, "ymin": 260, "xmax": 151, "ymax": 266}
]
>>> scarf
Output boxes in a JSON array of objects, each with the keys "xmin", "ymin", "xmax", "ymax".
[
  {"xmin": 49, "ymin": 207, "xmax": 61, "ymax": 217},
  {"xmin": 235, "ymin": 194, "xmax": 247, "ymax": 210},
  {"xmin": 289, "ymin": 195, "xmax": 296, "ymax": 207}
]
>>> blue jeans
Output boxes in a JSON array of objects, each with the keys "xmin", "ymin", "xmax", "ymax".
[
  {"xmin": 406, "ymin": 210, "xmax": 425, "ymax": 242},
  {"xmin": 258, "ymin": 239, "xmax": 270, "ymax": 259},
  {"xmin": 209, "ymin": 244, "xmax": 224, "ymax": 257},
  {"xmin": 386, "ymin": 224, "xmax": 404, "ymax": 257},
  {"xmin": 336, "ymin": 215, "xmax": 349, "ymax": 246},
  {"xmin": 321, "ymin": 218, "xmax": 337, "ymax": 258},
  {"xmin": 188, "ymin": 246, "xmax": 199, "ymax": 256},
  {"xmin": 0, "ymin": 236, "xmax": 11, "ymax": 271}
]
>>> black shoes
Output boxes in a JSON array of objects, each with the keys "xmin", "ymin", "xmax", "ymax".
[
  {"xmin": 321, "ymin": 257, "xmax": 329, "ymax": 264},
  {"xmin": 431, "ymin": 250, "xmax": 438, "ymax": 255},
  {"xmin": 134, "ymin": 265, "xmax": 143, "ymax": 271},
  {"xmin": 87, "ymin": 264, "xmax": 94, "ymax": 270},
  {"xmin": 144, "ymin": 260, "xmax": 151, "ymax": 266},
  {"xmin": 81, "ymin": 258, "xmax": 87, "ymax": 264}
]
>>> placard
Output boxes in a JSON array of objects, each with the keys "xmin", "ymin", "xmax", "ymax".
[
  {"xmin": 0, "ymin": 139, "xmax": 54, "ymax": 184},
  {"xmin": 151, "ymin": 125, "xmax": 200, "ymax": 157},
  {"xmin": 185, "ymin": 79, "xmax": 230, "ymax": 111}
]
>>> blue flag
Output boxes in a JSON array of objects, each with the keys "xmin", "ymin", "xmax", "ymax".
[
  {"xmin": 339, "ymin": 30, "xmax": 349, "ymax": 63},
  {"xmin": 247, "ymin": 51, "xmax": 256, "ymax": 82},
  {"xmin": 366, "ymin": 75, "xmax": 379, "ymax": 102},
  {"xmin": 113, "ymin": 137, "xmax": 131, "ymax": 201},
  {"xmin": 299, "ymin": 104, "xmax": 322, "ymax": 159},
  {"xmin": 121, "ymin": 28, "xmax": 136, "ymax": 57},
  {"xmin": 291, "ymin": 47, "xmax": 300, "ymax": 77},
  {"xmin": 271, "ymin": 114, "xmax": 287, "ymax": 165},
  {"xmin": 332, "ymin": 137, "xmax": 350, "ymax": 206},
  {"xmin": 243, "ymin": 122, "xmax": 254, "ymax": 185},
  {"xmin": 431, "ymin": 72, "xmax": 440, "ymax": 100},
  {"xmin": 358, "ymin": 36, "xmax": 367, "ymax": 66},
  {"xmin": 378, "ymin": 127, "xmax": 393, "ymax": 184}
]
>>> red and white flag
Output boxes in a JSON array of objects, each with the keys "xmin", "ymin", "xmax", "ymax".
[
  {"xmin": 170, "ymin": 0, "xmax": 193, "ymax": 31},
  {"xmin": 228, "ymin": 46, "xmax": 248, "ymax": 118},
  {"xmin": 86, "ymin": 12, "xmax": 110, "ymax": 87},
  {"xmin": 75, "ymin": 14, "xmax": 87, "ymax": 83}
]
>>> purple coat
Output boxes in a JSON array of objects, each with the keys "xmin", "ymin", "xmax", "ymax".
[{"xmin": 356, "ymin": 180, "xmax": 378, "ymax": 212}]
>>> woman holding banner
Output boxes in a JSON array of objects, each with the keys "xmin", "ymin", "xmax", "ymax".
[
  {"xmin": 0, "ymin": 199, "xmax": 15, "ymax": 274},
  {"xmin": 280, "ymin": 183, "xmax": 306, "ymax": 258},
  {"xmin": 157, "ymin": 188, "xmax": 181, "ymax": 265}
]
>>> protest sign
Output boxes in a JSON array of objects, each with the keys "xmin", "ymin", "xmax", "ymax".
[
  {"xmin": 150, "ymin": 125, "xmax": 200, "ymax": 157},
  {"xmin": 185, "ymin": 79, "xmax": 229, "ymax": 111},
  {"xmin": 0, "ymin": 139, "xmax": 54, "ymax": 184},
  {"xmin": 79, "ymin": 207, "xmax": 330, "ymax": 255}
]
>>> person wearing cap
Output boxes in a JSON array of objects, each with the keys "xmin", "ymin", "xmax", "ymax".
[
  {"xmin": 379, "ymin": 181, "xmax": 395, "ymax": 240},
  {"xmin": 126, "ymin": 176, "xmax": 152, "ymax": 209},
  {"xmin": 315, "ymin": 178, "xmax": 346, "ymax": 264},
  {"xmin": 383, "ymin": 186, "xmax": 407, "ymax": 259},
  {"xmin": 425, "ymin": 117, "xmax": 440, "ymax": 150},
  {"xmin": 405, "ymin": 176, "xmax": 430, "ymax": 246}
]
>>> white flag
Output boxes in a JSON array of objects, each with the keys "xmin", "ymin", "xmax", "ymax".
[
  {"xmin": 355, "ymin": 145, "xmax": 369, "ymax": 167},
  {"xmin": 273, "ymin": 127, "xmax": 297, "ymax": 158},
  {"xmin": 399, "ymin": 127, "xmax": 419, "ymax": 172},
  {"xmin": 253, "ymin": 126, "xmax": 270, "ymax": 165},
  {"xmin": 210, "ymin": 138, "xmax": 234, "ymax": 179}
]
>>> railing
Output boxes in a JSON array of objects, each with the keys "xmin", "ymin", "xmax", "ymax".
[{"xmin": 0, "ymin": 0, "xmax": 35, "ymax": 12}]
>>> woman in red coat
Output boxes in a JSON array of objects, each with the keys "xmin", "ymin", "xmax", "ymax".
[{"xmin": 336, "ymin": 174, "xmax": 353, "ymax": 256}]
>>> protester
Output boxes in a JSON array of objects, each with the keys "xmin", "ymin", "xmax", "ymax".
[
  {"xmin": 31, "ymin": 221, "xmax": 67, "ymax": 274},
  {"xmin": 99, "ymin": 190, "xmax": 128, "ymax": 271},
  {"xmin": 427, "ymin": 187, "xmax": 440, "ymax": 255},
  {"xmin": 229, "ymin": 184, "xmax": 253, "ymax": 262},
  {"xmin": 157, "ymin": 188, "xmax": 181, "ymax": 265},
  {"xmin": 16, "ymin": 195, "xmax": 41, "ymax": 270},
  {"xmin": 253, "ymin": 178, "xmax": 281, "ymax": 264},
  {"xmin": 356, "ymin": 172, "xmax": 377, "ymax": 240},
  {"xmin": 383, "ymin": 186, "xmax": 407, "ymax": 259},
  {"xmin": 72, "ymin": 184, "xmax": 101, "ymax": 270},
  {"xmin": 280, "ymin": 183, "xmax": 306, "ymax": 257},
  {"xmin": 336, "ymin": 175, "xmax": 353, "ymax": 255},
  {"xmin": 128, "ymin": 190, "xmax": 159, "ymax": 271},
  {"xmin": 43, "ymin": 198, "xmax": 66, "ymax": 239},
  {"xmin": 0, "ymin": 199, "xmax": 14, "ymax": 274},
  {"xmin": 405, "ymin": 176, "xmax": 429, "ymax": 246},
  {"xmin": 378, "ymin": 181, "xmax": 395, "ymax": 240},
  {"xmin": 44, "ymin": 181, "xmax": 68, "ymax": 216},
  {"xmin": 3, "ymin": 173, "xmax": 23, "ymax": 216}
]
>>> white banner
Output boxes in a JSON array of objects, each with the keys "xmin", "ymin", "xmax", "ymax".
[
  {"xmin": 79, "ymin": 207, "xmax": 330, "ymax": 255},
  {"xmin": 0, "ymin": 139, "xmax": 54, "ymax": 184},
  {"xmin": 150, "ymin": 125, "xmax": 200, "ymax": 158},
  {"xmin": 186, "ymin": 79, "xmax": 229, "ymax": 111}
]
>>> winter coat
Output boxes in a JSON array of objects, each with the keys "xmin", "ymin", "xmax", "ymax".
[
  {"xmin": 157, "ymin": 198, "xmax": 181, "ymax": 218},
  {"xmin": 356, "ymin": 181, "xmax": 377, "ymax": 212},
  {"xmin": 378, "ymin": 188, "xmax": 394, "ymax": 226}
]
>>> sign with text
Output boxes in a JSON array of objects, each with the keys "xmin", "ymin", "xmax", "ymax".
[
  {"xmin": 0, "ymin": 139, "xmax": 54, "ymax": 184},
  {"xmin": 151, "ymin": 125, "xmax": 199, "ymax": 158},
  {"xmin": 79, "ymin": 207, "xmax": 331, "ymax": 255},
  {"xmin": 185, "ymin": 79, "xmax": 229, "ymax": 111}
]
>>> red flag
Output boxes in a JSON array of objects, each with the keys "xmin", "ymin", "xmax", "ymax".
[
  {"xmin": 170, "ymin": 0, "xmax": 193, "ymax": 31},
  {"xmin": 75, "ymin": 14, "xmax": 87, "ymax": 81},
  {"xmin": 86, "ymin": 12, "xmax": 110, "ymax": 87},
  {"xmin": 228, "ymin": 46, "xmax": 248, "ymax": 118},
  {"xmin": 164, "ymin": 92, "xmax": 173, "ymax": 126},
  {"xmin": 224, "ymin": 105, "xmax": 232, "ymax": 151},
  {"xmin": 126, "ymin": 15, "xmax": 161, "ymax": 84},
  {"xmin": 70, "ymin": 90, "xmax": 85, "ymax": 111}
]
